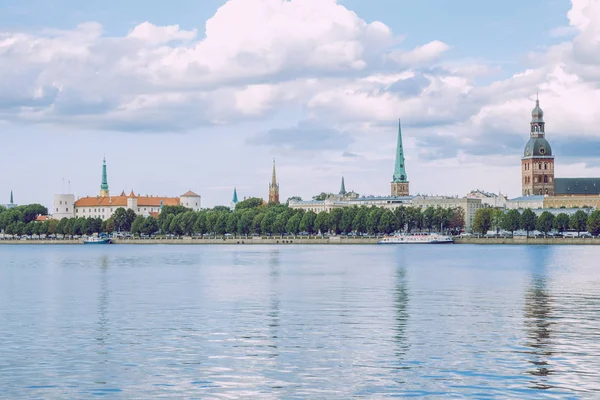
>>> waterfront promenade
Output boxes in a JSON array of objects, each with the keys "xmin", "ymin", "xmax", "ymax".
[{"xmin": 1, "ymin": 236, "xmax": 600, "ymax": 245}]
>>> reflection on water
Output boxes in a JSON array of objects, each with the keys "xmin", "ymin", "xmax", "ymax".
[{"xmin": 1, "ymin": 244, "xmax": 600, "ymax": 398}]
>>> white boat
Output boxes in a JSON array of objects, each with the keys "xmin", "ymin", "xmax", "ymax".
[
  {"xmin": 378, "ymin": 232, "xmax": 453, "ymax": 244},
  {"xmin": 83, "ymin": 236, "xmax": 111, "ymax": 244}
]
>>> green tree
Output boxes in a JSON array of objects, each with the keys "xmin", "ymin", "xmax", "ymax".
[
  {"xmin": 314, "ymin": 211, "xmax": 330, "ymax": 235},
  {"xmin": 473, "ymin": 208, "xmax": 493, "ymax": 235},
  {"xmin": 553, "ymin": 213, "xmax": 570, "ymax": 233},
  {"xmin": 501, "ymin": 209, "xmax": 521, "ymax": 234},
  {"xmin": 237, "ymin": 210, "xmax": 256, "ymax": 236},
  {"xmin": 570, "ymin": 210, "xmax": 588, "ymax": 234},
  {"xmin": 169, "ymin": 214, "xmax": 184, "ymax": 235},
  {"xmin": 491, "ymin": 209, "xmax": 504, "ymax": 234},
  {"xmin": 194, "ymin": 212, "xmax": 207, "ymax": 235},
  {"xmin": 312, "ymin": 192, "xmax": 331, "ymax": 201},
  {"xmin": 252, "ymin": 213, "xmax": 265, "ymax": 234},
  {"xmin": 161, "ymin": 213, "xmax": 175, "ymax": 234},
  {"xmin": 587, "ymin": 210, "xmax": 600, "ymax": 236},
  {"xmin": 285, "ymin": 213, "xmax": 302, "ymax": 235},
  {"xmin": 366, "ymin": 207, "xmax": 384, "ymax": 234},
  {"xmin": 536, "ymin": 211, "xmax": 555, "ymax": 235},
  {"xmin": 352, "ymin": 207, "xmax": 369, "ymax": 233},
  {"xmin": 378, "ymin": 210, "xmax": 394, "ymax": 234},
  {"xmin": 520, "ymin": 209, "xmax": 537, "ymax": 235},
  {"xmin": 329, "ymin": 208, "xmax": 344, "ymax": 234},
  {"xmin": 405, "ymin": 207, "xmax": 421, "ymax": 233},
  {"xmin": 260, "ymin": 212, "xmax": 276, "ymax": 235},
  {"xmin": 131, "ymin": 215, "xmax": 145, "ymax": 235},
  {"xmin": 273, "ymin": 212, "xmax": 289, "ymax": 236},
  {"xmin": 299, "ymin": 211, "xmax": 317, "ymax": 234},
  {"xmin": 226, "ymin": 213, "xmax": 240, "ymax": 235},
  {"xmin": 422, "ymin": 207, "xmax": 435, "ymax": 232},
  {"xmin": 235, "ymin": 197, "xmax": 264, "ymax": 211},
  {"xmin": 340, "ymin": 207, "xmax": 356, "ymax": 234},
  {"xmin": 448, "ymin": 207, "xmax": 465, "ymax": 233},
  {"xmin": 215, "ymin": 212, "xmax": 228, "ymax": 235},
  {"xmin": 142, "ymin": 217, "xmax": 159, "ymax": 236},
  {"xmin": 22, "ymin": 204, "xmax": 48, "ymax": 223},
  {"xmin": 180, "ymin": 211, "xmax": 198, "ymax": 236}
]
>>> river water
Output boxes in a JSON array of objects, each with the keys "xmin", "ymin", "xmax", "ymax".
[{"xmin": 1, "ymin": 244, "xmax": 600, "ymax": 399}]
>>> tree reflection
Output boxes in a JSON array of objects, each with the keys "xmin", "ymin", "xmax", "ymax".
[
  {"xmin": 524, "ymin": 249, "xmax": 554, "ymax": 390},
  {"xmin": 268, "ymin": 249, "xmax": 280, "ymax": 357}
]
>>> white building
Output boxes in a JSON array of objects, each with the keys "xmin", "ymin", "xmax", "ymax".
[
  {"xmin": 53, "ymin": 194, "xmax": 75, "ymax": 220},
  {"xmin": 506, "ymin": 195, "xmax": 545, "ymax": 210},
  {"xmin": 466, "ymin": 190, "xmax": 508, "ymax": 208}
]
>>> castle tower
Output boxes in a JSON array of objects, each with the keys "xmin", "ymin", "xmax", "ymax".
[
  {"xmin": 339, "ymin": 177, "xmax": 347, "ymax": 196},
  {"xmin": 522, "ymin": 96, "xmax": 555, "ymax": 196},
  {"xmin": 100, "ymin": 157, "xmax": 110, "ymax": 197},
  {"xmin": 269, "ymin": 159, "xmax": 280, "ymax": 204},
  {"xmin": 391, "ymin": 120, "xmax": 409, "ymax": 197}
]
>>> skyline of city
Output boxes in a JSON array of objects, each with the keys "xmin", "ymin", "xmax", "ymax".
[{"xmin": 2, "ymin": 0, "xmax": 600, "ymax": 207}]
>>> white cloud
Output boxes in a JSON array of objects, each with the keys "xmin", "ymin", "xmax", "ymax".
[
  {"xmin": 388, "ymin": 40, "xmax": 450, "ymax": 66},
  {"xmin": 128, "ymin": 22, "xmax": 197, "ymax": 44}
]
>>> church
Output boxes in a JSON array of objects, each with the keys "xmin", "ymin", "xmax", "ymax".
[{"xmin": 521, "ymin": 97, "xmax": 600, "ymax": 208}]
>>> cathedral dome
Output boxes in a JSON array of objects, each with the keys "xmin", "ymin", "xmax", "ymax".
[{"xmin": 523, "ymin": 137, "xmax": 552, "ymax": 157}]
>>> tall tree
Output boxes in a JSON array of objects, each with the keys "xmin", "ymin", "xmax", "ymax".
[
  {"xmin": 299, "ymin": 211, "xmax": 317, "ymax": 234},
  {"xmin": 553, "ymin": 213, "xmax": 570, "ymax": 233},
  {"xmin": 329, "ymin": 208, "xmax": 344, "ymax": 234},
  {"xmin": 501, "ymin": 209, "xmax": 521, "ymax": 234},
  {"xmin": 587, "ymin": 210, "xmax": 600, "ymax": 236},
  {"xmin": 473, "ymin": 208, "xmax": 493, "ymax": 235},
  {"xmin": 273, "ymin": 212, "xmax": 289, "ymax": 236},
  {"xmin": 520, "ymin": 209, "xmax": 537, "ymax": 235},
  {"xmin": 285, "ymin": 213, "xmax": 302, "ymax": 235},
  {"xmin": 536, "ymin": 211, "xmax": 555, "ymax": 235},
  {"xmin": 314, "ymin": 211, "xmax": 330, "ymax": 235},
  {"xmin": 131, "ymin": 215, "xmax": 145, "ymax": 235},
  {"xmin": 378, "ymin": 210, "xmax": 394, "ymax": 234},
  {"xmin": 570, "ymin": 210, "xmax": 588, "ymax": 234}
]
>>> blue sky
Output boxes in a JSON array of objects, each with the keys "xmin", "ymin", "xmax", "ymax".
[{"xmin": 1, "ymin": 0, "xmax": 599, "ymax": 208}]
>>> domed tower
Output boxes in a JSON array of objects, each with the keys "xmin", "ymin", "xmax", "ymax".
[{"xmin": 522, "ymin": 96, "xmax": 554, "ymax": 196}]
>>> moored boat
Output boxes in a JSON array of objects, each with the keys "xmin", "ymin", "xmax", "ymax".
[
  {"xmin": 378, "ymin": 232, "xmax": 453, "ymax": 244},
  {"xmin": 83, "ymin": 236, "xmax": 111, "ymax": 244}
]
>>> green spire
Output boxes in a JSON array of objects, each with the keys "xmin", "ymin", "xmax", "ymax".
[
  {"xmin": 393, "ymin": 119, "xmax": 408, "ymax": 183},
  {"xmin": 100, "ymin": 157, "xmax": 109, "ymax": 191},
  {"xmin": 339, "ymin": 177, "xmax": 346, "ymax": 195},
  {"xmin": 10, "ymin": 190, "xmax": 13, "ymax": 204},
  {"xmin": 232, "ymin": 187, "xmax": 238, "ymax": 203}
]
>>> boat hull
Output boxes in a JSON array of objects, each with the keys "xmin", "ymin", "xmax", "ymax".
[{"xmin": 83, "ymin": 238, "xmax": 111, "ymax": 244}]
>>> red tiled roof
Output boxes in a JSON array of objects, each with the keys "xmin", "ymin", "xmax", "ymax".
[
  {"xmin": 35, "ymin": 215, "xmax": 49, "ymax": 221},
  {"xmin": 74, "ymin": 194, "xmax": 180, "ymax": 208},
  {"xmin": 181, "ymin": 190, "xmax": 200, "ymax": 197}
]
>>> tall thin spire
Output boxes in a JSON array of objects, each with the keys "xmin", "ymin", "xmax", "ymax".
[
  {"xmin": 233, "ymin": 187, "xmax": 238, "ymax": 204},
  {"xmin": 393, "ymin": 119, "xmax": 407, "ymax": 183},
  {"xmin": 100, "ymin": 156, "xmax": 109, "ymax": 197},
  {"xmin": 10, "ymin": 190, "xmax": 13, "ymax": 204},
  {"xmin": 269, "ymin": 158, "xmax": 280, "ymax": 204},
  {"xmin": 339, "ymin": 177, "xmax": 347, "ymax": 195}
]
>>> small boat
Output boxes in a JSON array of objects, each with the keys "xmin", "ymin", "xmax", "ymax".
[
  {"xmin": 378, "ymin": 232, "xmax": 453, "ymax": 244},
  {"xmin": 83, "ymin": 236, "xmax": 111, "ymax": 244}
]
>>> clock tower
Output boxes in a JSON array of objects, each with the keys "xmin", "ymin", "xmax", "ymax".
[{"xmin": 522, "ymin": 96, "xmax": 554, "ymax": 196}]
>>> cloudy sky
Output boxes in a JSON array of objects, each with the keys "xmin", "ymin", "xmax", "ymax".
[{"xmin": 2, "ymin": 0, "xmax": 600, "ymax": 208}]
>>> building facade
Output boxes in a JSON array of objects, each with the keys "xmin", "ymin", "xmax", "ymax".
[
  {"xmin": 411, "ymin": 196, "xmax": 482, "ymax": 231},
  {"xmin": 522, "ymin": 97, "xmax": 555, "ymax": 196},
  {"xmin": 269, "ymin": 159, "xmax": 280, "ymax": 205},
  {"xmin": 391, "ymin": 120, "xmax": 410, "ymax": 197}
]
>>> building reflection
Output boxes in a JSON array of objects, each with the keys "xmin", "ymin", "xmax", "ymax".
[
  {"xmin": 394, "ymin": 261, "xmax": 410, "ymax": 369},
  {"xmin": 96, "ymin": 256, "xmax": 110, "ymax": 357},
  {"xmin": 268, "ymin": 249, "xmax": 280, "ymax": 358},
  {"xmin": 523, "ymin": 249, "xmax": 554, "ymax": 390}
]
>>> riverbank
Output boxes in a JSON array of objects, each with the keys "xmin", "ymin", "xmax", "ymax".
[{"xmin": 1, "ymin": 236, "xmax": 600, "ymax": 245}]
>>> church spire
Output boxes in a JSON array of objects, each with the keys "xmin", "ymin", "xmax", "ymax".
[
  {"xmin": 391, "ymin": 119, "xmax": 410, "ymax": 197},
  {"xmin": 232, "ymin": 187, "xmax": 238, "ymax": 204},
  {"xmin": 530, "ymin": 96, "xmax": 545, "ymax": 137},
  {"xmin": 9, "ymin": 190, "xmax": 13, "ymax": 204},
  {"xmin": 268, "ymin": 159, "xmax": 280, "ymax": 204},
  {"xmin": 100, "ymin": 156, "xmax": 110, "ymax": 197},
  {"xmin": 393, "ymin": 119, "xmax": 407, "ymax": 183},
  {"xmin": 339, "ymin": 176, "xmax": 347, "ymax": 195}
]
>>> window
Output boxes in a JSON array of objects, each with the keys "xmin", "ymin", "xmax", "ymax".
[
  {"xmin": 544, "ymin": 163, "xmax": 547, "ymax": 170},
  {"xmin": 539, "ymin": 163, "xmax": 542, "ymax": 170},
  {"xmin": 66, "ymin": 208, "xmax": 69, "ymax": 212},
  {"xmin": 544, "ymin": 176, "xmax": 548, "ymax": 183},
  {"xmin": 56, "ymin": 208, "xmax": 59, "ymax": 212}
]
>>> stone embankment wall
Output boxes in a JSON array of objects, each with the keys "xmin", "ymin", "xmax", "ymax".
[
  {"xmin": 455, "ymin": 237, "xmax": 600, "ymax": 245},
  {"xmin": 0, "ymin": 239, "xmax": 81, "ymax": 245}
]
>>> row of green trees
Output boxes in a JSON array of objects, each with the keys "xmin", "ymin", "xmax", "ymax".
[
  {"xmin": 154, "ymin": 199, "xmax": 465, "ymax": 236},
  {"xmin": 2, "ymin": 200, "xmax": 467, "ymax": 237},
  {"xmin": 473, "ymin": 208, "xmax": 600, "ymax": 235},
  {"xmin": 0, "ymin": 204, "xmax": 48, "ymax": 230}
]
